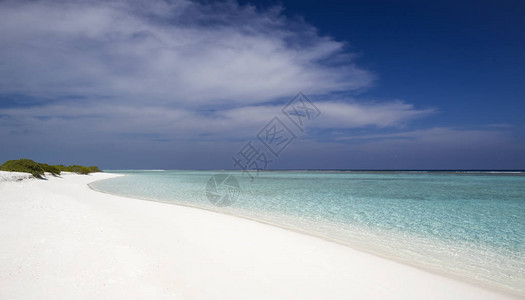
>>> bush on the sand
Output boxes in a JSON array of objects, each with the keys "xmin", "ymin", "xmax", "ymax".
[
  {"xmin": 0, "ymin": 159, "xmax": 103, "ymax": 178},
  {"xmin": 55, "ymin": 164, "xmax": 67, "ymax": 172},
  {"xmin": 87, "ymin": 166, "xmax": 102, "ymax": 173},
  {"xmin": 0, "ymin": 159, "xmax": 46, "ymax": 178},
  {"xmin": 39, "ymin": 163, "xmax": 61, "ymax": 176},
  {"xmin": 59, "ymin": 164, "xmax": 103, "ymax": 175},
  {"xmin": 65, "ymin": 165, "xmax": 91, "ymax": 175}
]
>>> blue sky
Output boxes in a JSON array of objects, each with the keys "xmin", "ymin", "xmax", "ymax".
[{"xmin": 0, "ymin": 0, "xmax": 524, "ymax": 170}]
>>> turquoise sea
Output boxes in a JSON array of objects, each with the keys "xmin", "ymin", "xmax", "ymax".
[{"xmin": 90, "ymin": 170, "xmax": 525, "ymax": 295}]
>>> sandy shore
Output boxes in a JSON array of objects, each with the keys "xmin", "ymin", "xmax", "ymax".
[{"xmin": 0, "ymin": 172, "xmax": 519, "ymax": 299}]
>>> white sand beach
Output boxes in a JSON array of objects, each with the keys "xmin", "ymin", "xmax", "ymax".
[{"xmin": 0, "ymin": 172, "xmax": 520, "ymax": 299}]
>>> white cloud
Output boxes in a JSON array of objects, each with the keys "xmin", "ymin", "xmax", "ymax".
[
  {"xmin": 312, "ymin": 101, "xmax": 435, "ymax": 128},
  {"xmin": 0, "ymin": 99, "xmax": 435, "ymax": 142},
  {"xmin": 0, "ymin": 0, "xmax": 373, "ymax": 106},
  {"xmin": 0, "ymin": 0, "xmax": 434, "ymax": 145}
]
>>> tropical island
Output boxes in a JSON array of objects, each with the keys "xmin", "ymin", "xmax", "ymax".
[{"xmin": 0, "ymin": 0, "xmax": 523, "ymax": 299}]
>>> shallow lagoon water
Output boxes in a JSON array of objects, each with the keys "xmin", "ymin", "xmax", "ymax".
[{"xmin": 91, "ymin": 170, "xmax": 525, "ymax": 294}]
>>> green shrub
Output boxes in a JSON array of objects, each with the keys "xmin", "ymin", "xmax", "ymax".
[
  {"xmin": 0, "ymin": 159, "xmax": 103, "ymax": 177},
  {"xmin": 39, "ymin": 163, "xmax": 61, "ymax": 176},
  {"xmin": 0, "ymin": 159, "xmax": 45, "ymax": 178},
  {"xmin": 55, "ymin": 165, "xmax": 67, "ymax": 172},
  {"xmin": 65, "ymin": 165, "xmax": 91, "ymax": 175},
  {"xmin": 87, "ymin": 166, "xmax": 102, "ymax": 173}
]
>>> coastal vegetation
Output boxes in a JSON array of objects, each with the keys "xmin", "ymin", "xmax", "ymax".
[{"xmin": 0, "ymin": 159, "xmax": 102, "ymax": 178}]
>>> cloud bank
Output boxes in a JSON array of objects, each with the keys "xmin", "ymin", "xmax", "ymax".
[
  {"xmin": 0, "ymin": 0, "xmax": 520, "ymax": 169},
  {"xmin": 0, "ymin": 0, "xmax": 372, "ymax": 106},
  {"xmin": 0, "ymin": 0, "xmax": 430, "ymax": 135}
]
